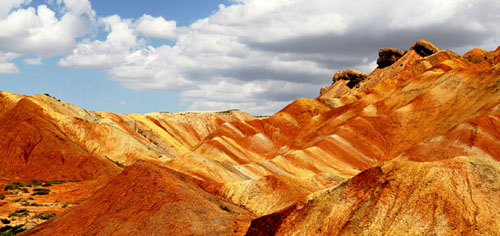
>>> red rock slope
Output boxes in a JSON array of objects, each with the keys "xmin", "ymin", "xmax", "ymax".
[
  {"xmin": 0, "ymin": 92, "xmax": 253, "ymax": 181},
  {"xmin": 22, "ymin": 161, "xmax": 254, "ymax": 236}
]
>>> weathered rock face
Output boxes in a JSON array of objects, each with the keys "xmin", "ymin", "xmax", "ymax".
[
  {"xmin": 376, "ymin": 48, "xmax": 404, "ymax": 68},
  {"xmin": 411, "ymin": 39, "xmax": 440, "ymax": 57},
  {"xmin": 332, "ymin": 69, "xmax": 368, "ymax": 88}
]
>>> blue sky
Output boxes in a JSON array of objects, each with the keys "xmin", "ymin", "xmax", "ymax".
[
  {"xmin": 0, "ymin": 0, "xmax": 499, "ymax": 115},
  {"xmin": 0, "ymin": 0, "xmax": 232, "ymax": 114}
]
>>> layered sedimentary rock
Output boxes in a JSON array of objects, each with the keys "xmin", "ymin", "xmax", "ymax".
[
  {"xmin": 246, "ymin": 156, "xmax": 500, "ymax": 235},
  {"xmin": 163, "ymin": 41, "xmax": 500, "ymax": 218},
  {"xmin": 0, "ymin": 92, "xmax": 253, "ymax": 181},
  {"xmin": 2, "ymin": 40, "xmax": 500, "ymax": 235}
]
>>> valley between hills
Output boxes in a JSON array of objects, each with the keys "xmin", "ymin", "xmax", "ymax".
[{"xmin": 1, "ymin": 40, "xmax": 500, "ymax": 235}]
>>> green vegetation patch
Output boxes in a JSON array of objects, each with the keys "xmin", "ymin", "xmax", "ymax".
[
  {"xmin": 8, "ymin": 209, "xmax": 29, "ymax": 218},
  {"xmin": 33, "ymin": 213, "xmax": 56, "ymax": 220},
  {"xmin": 46, "ymin": 180, "xmax": 67, "ymax": 185},
  {"xmin": 0, "ymin": 224, "xmax": 25, "ymax": 236},
  {"xmin": 31, "ymin": 188, "xmax": 50, "ymax": 196}
]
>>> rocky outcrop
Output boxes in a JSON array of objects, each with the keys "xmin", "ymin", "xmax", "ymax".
[
  {"xmin": 411, "ymin": 39, "xmax": 440, "ymax": 57},
  {"xmin": 332, "ymin": 69, "xmax": 368, "ymax": 88},
  {"xmin": 376, "ymin": 48, "xmax": 404, "ymax": 68}
]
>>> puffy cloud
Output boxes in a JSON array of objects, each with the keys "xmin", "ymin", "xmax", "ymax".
[
  {"xmin": 0, "ymin": 0, "xmax": 31, "ymax": 19},
  {"xmin": 0, "ymin": 0, "xmax": 95, "ymax": 56},
  {"xmin": 59, "ymin": 15, "xmax": 138, "ymax": 69},
  {"xmin": 59, "ymin": 0, "xmax": 500, "ymax": 115},
  {"xmin": 24, "ymin": 57, "xmax": 42, "ymax": 65},
  {"xmin": 0, "ymin": 52, "xmax": 20, "ymax": 74},
  {"xmin": 135, "ymin": 14, "xmax": 182, "ymax": 40}
]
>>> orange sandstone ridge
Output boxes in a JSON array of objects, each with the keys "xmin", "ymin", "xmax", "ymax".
[{"xmin": 0, "ymin": 40, "xmax": 498, "ymax": 235}]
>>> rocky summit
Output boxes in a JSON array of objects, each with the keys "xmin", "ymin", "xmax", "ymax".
[{"xmin": 1, "ymin": 40, "xmax": 500, "ymax": 235}]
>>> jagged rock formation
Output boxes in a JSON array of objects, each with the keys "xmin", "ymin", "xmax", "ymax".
[
  {"xmin": 332, "ymin": 69, "xmax": 368, "ymax": 88},
  {"xmin": 2, "ymin": 40, "xmax": 500, "ymax": 235},
  {"xmin": 376, "ymin": 48, "xmax": 404, "ymax": 68},
  {"xmin": 411, "ymin": 39, "xmax": 440, "ymax": 57}
]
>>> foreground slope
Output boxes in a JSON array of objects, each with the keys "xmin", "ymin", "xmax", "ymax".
[
  {"xmin": 22, "ymin": 161, "xmax": 254, "ymax": 236},
  {"xmin": 246, "ymin": 156, "xmax": 500, "ymax": 235}
]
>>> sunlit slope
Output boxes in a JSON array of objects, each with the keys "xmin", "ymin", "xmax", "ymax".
[
  {"xmin": 246, "ymin": 155, "xmax": 500, "ymax": 235},
  {"xmin": 165, "ymin": 41, "xmax": 500, "ymax": 215},
  {"xmin": 0, "ymin": 91, "xmax": 253, "ymax": 181}
]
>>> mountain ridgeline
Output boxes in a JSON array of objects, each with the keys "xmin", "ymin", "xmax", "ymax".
[{"xmin": 0, "ymin": 40, "xmax": 499, "ymax": 235}]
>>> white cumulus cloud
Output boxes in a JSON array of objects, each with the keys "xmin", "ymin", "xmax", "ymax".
[
  {"xmin": 0, "ymin": 52, "xmax": 20, "ymax": 74},
  {"xmin": 135, "ymin": 14, "xmax": 182, "ymax": 40},
  {"xmin": 2, "ymin": 0, "xmax": 500, "ymax": 115},
  {"xmin": 0, "ymin": 0, "xmax": 95, "ymax": 56},
  {"xmin": 59, "ymin": 0, "xmax": 500, "ymax": 115}
]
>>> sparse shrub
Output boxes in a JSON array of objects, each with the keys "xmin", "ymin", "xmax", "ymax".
[
  {"xmin": 46, "ymin": 180, "xmax": 66, "ymax": 185},
  {"xmin": 21, "ymin": 202, "xmax": 43, "ymax": 207},
  {"xmin": 30, "ymin": 180, "xmax": 42, "ymax": 187},
  {"xmin": 61, "ymin": 203, "xmax": 68, "ymax": 208},
  {"xmin": 0, "ymin": 194, "xmax": 4, "ymax": 200},
  {"xmin": 3, "ymin": 184, "xmax": 17, "ymax": 191},
  {"xmin": 41, "ymin": 183, "xmax": 51, "ymax": 187},
  {"xmin": 8, "ymin": 209, "xmax": 29, "ymax": 218},
  {"xmin": 0, "ymin": 224, "xmax": 25, "ymax": 235},
  {"xmin": 33, "ymin": 213, "xmax": 55, "ymax": 220},
  {"xmin": 113, "ymin": 160, "xmax": 125, "ymax": 168},
  {"xmin": 32, "ymin": 188, "xmax": 50, "ymax": 196},
  {"xmin": 218, "ymin": 203, "xmax": 231, "ymax": 212},
  {"xmin": 104, "ymin": 156, "xmax": 126, "ymax": 168},
  {"xmin": 3, "ymin": 182, "xmax": 32, "ymax": 191},
  {"xmin": 19, "ymin": 188, "xmax": 28, "ymax": 193},
  {"xmin": 69, "ymin": 180, "xmax": 80, "ymax": 183},
  {"xmin": 0, "ymin": 219, "xmax": 9, "ymax": 224}
]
